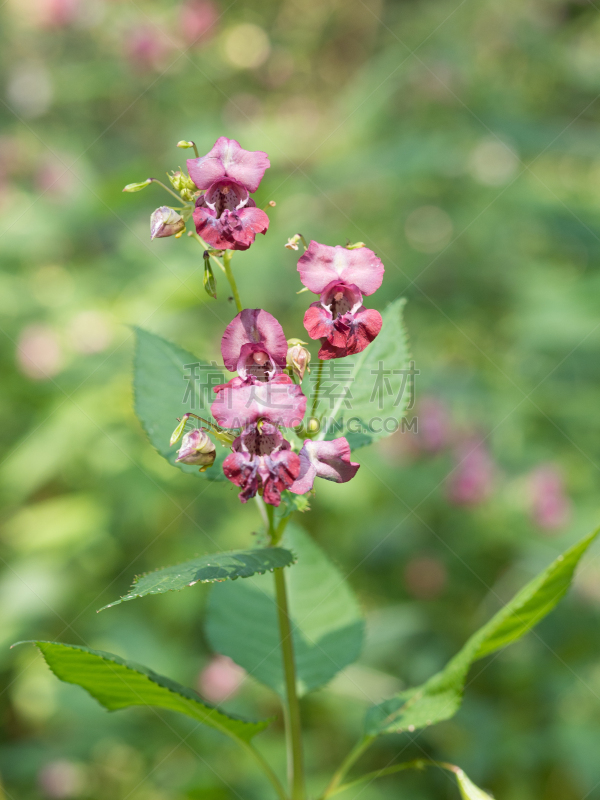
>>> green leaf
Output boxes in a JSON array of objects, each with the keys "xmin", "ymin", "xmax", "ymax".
[
  {"xmin": 133, "ymin": 327, "xmax": 228, "ymax": 481},
  {"xmin": 205, "ymin": 526, "xmax": 364, "ymax": 697},
  {"xmin": 321, "ymin": 298, "xmax": 411, "ymax": 450},
  {"xmin": 100, "ymin": 547, "xmax": 296, "ymax": 610},
  {"xmin": 454, "ymin": 768, "xmax": 494, "ymax": 800},
  {"xmin": 19, "ymin": 641, "xmax": 270, "ymax": 742},
  {"xmin": 365, "ymin": 526, "xmax": 600, "ymax": 736}
]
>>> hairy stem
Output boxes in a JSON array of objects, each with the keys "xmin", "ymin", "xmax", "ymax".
[{"xmin": 223, "ymin": 250, "xmax": 243, "ymax": 313}]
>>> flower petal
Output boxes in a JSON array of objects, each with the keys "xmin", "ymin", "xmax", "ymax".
[
  {"xmin": 187, "ymin": 137, "xmax": 270, "ymax": 193},
  {"xmin": 298, "ymin": 241, "xmax": 384, "ymax": 296},
  {"xmin": 211, "ymin": 373, "xmax": 306, "ymax": 428},
  {"xmin": 290, "ymin": 437, "xmax": 359, "ymax": 493},
  {"xmin": 192, "ymin": 206, "xmax": 269, "ymax": 251},
  {"xmin": 221, "ymin": 309, "xmax": 288, "ymax": 372},
  {"xmin": 318, "ymin": 307, "xmax": 382, "ymax": 359}
]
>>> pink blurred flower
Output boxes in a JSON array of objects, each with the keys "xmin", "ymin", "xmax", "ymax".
[
  {"xmin": 417, "ymin": 396, "xmax": 451, "ymax": 453},
  {"xmin": 198, "ymin": 655, "xmax": 246, "ymax": 704},
  {"xmin": 528, "ymin": 464, "xmax": 571, "ymax": 532},
  {"xmin": 38, "ymin": 760, "xmax": 84, "ymax": 798},
  {"xmin": 290, "ymin": 437, "xmax": 359, "ymax": 494},
  {"xmin": 189, "ymin": 137, "xmax": 270, "ymax": 251},
  {"xmin": 179, "ymin": 0, "xmax": 219, "ymax": 46},
  {"xmin": 124, "ymin": 25, "xmax": 171, "ymax": 71},
  {"xmin": 446, "ymin": 439, "xmax": 495, "ymax": 506},
  {"xmin": 298, "ymin": 241, "xmax": 384, "ymax": 359},
  {"xmin": 17, "ymin": 324, "xmax": 63, "ymax": 380},
  {"xmin": 33, "ymin": 0, "xmax": 80, "ymax": 28}
]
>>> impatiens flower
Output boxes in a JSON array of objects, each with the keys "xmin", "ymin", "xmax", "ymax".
[
  {"xmin": 298, "ymin": 241, "xmax": 384, "ymax": 359},
  {"xmin": 221, "ymin": 309, "xmax": 288, "ymax": 382},
  {"xmin": 150, "ymin": 206, "xmax": 185, "ymax": 239},
  {"xmin": 290, "ymin": 437, "xmax": 359, "ymax": 494},
  {"xmin": 212, "ymin": 373, "xmax": 306, "ymax": 429},
  {"xmin": 176, "ymin": 428, "xmax": 216, "ymax": 471},
  {"xmin": 188, "ymin": 137, "xmax": 270, "ymax": 250},
  {"xmin": 286, "ymin": 339, "xmax": 311, "ymax": 381},
  {"xmin": 223, "ymin": 422, "xmax": 300, "ymax": 505}
]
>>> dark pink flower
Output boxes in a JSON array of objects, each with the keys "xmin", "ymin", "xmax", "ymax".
[
  {"xmin": 528, "ymin": 464, "xmax": 571, "ymax": 532},
  {"xmin": 290, "ymin": 437, "xmax": 359, "ymax": 494},
  {"xmin": 212, "ymin": 373, "xmax": 306, "ymax": 429},
  {"xmin": 298, "ymin": 242, "xmax": 384, "ymax": 359},
  {"xmin": 189, "ymin": 138, "xmax": 270, "ymax": 251},
  {"xmin": 223, "ymin": 422, "xmax": 300, "ymax": 505},
  {"xmin": 179, "ymin": 0, "xmax": 219, "ymax": 47},
  {"xmin": 221, "ymin": 309, "xmax": 288, "ymax": 381}
]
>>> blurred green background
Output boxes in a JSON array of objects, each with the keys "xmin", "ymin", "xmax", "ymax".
[{"xmin": 2, "ymin": 0, "xmax": 600, "ymax": 797}]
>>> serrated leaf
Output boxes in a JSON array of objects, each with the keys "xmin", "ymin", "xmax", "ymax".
[
  {"xmin": 321, "ymin": 298, "xmax": 410, "ymax": 450},
  {"xmin": 100, "ymin": 547, "xmax": 296, "ymax": 610},
  {"xmin": 20, "ymin": 641, "xmax": 270, "ymax": 742},
  {"xmin": 365, "ymin": 527, "xmax": 600, "ymax": 736},
  {"xmin": 133, "ymin": 327, "xmax": 228, "ymax": 481},
  {"xmin": 454, "ymin": 768, "xmax": 494, "ymax": 800},
  {"xmin": 205, "ymin": 526, "xmax": 364, "ymax": 697}
]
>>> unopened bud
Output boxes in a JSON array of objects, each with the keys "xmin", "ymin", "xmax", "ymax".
[
  {"xmin": 123, "ymin": 179, "xmax": 152, "ymax": 192},
  {"xmin": 168, "ymin": 170, "xmax": 197, "ymax": 195},
  {"xmin": 170, "ymin": 414, "xmax": 190, "ymax": 446},
  {"xmin": 286, "ymin": 339, "xmax": 311, "ymax": 381},
  {"xmin": 345, "ymin": 241, "xmax": 366, "ymax": 250},
  {"xmin": 177, "ymin": 140, "xmax": 196, "ymax": 149},
  {"xmin": 203, "ymin": 252, "xmax": 217, "ymax": 299},
  {"xmin": 176, "ymin": 429, "xmax": 216, "ymax": 471},
  {"xmin": 150, "ymin": 206, "xmax": 186, "ymax": 240},
  {"xmin": 306, "ymin": 417, "xmax": 320, "ymax": 433}
]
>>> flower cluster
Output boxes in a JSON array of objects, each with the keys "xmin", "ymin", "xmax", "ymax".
[{"xmin": 297, "ymin": 241, "xmax": 385, "ymax": 359}]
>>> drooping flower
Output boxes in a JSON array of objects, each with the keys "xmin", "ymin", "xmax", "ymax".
[
  {"xmin": 188, "ymin": 137, "xmax": 270, "ymax": 251},
  {"xmin": 212, "ymin": 373, "xmax": 306, "ymax": 430},
  {"xmin": 223, "ymin": 422, "xmax": 300, "ymax": 505},
  {"xmin": 286, "ymin": 339, "xmax": 311, "ymax": 381},
  {"xmin": 176, "ymin": 428, "xmax": 216, "ymax": 471},
  {"xmin": 221, "ymin": 309, "xmax": 288, "ymax": 383},
  {"xmin": 150, "ymin": 206, "xmax": 185, "ymax": 239},
  {"xmin": 298, "ymin": 241, "xmax": 384, "ymax": 358},
  {"xmin": 290, "ymin": 437, "xmax": 359, "ymax": 494}
]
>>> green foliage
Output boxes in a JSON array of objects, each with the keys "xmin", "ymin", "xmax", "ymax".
[
  {"xmin": 454, "ymin": 768, "xmax": 494, "ymax": 800},
  {"xmin": 205, "ymin": 526, "xmax": 364, "ymax": 696},
  {"xmin": 322, "ymin": 298, "xmax": 410, "ymax": 449},
  {"xmin": 365, "ymin": 527, "xmax": 600, "ymax": 736},
  {"xmin": 133, "ymin": 327, "xmax": 228, "ymax": 481},
  {"xmin": 20, "ymin": 641, "xmax": 271, "ymax": 742},
  {"xmin": 100, "ymin": 547, "xmax": 296, "ymax": 610}
]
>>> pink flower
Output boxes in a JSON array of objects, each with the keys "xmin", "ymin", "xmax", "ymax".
[
  {"xmin": 223, "ymin": 422, "xmax": 300, "ymax": 505},
  {"xmin": 528, "ymin": 464, "xmax": 571, "ymax": 532},
  {"xmin": 189, "ymin": 137, "xmax": 270, "ymax": 251},
  {"xmin": 446, "ymin": 439, "xmax": 495, "ymax": 506},
  {"xmin": 179, "ymin": 0, "xmax": 219, "ymax": 47},
  {"xmin": 212, "ymin": 373, "xmax": 306, "ymax": 429},
  {"xmin": 221, "ymin": 309, "xmax": 288, "ymax": 382},
  {"xmin": 298, "ymin": 241, "xmax": 384, "ymax": 359},
  {"xmin": 197, "ymin": 655, "xmax": 246, "ymax": 704},
  {"xmin": 290, "ymin": 437, "xmax": 359, "ymax": 494}
]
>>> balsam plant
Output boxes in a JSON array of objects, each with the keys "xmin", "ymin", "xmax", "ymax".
[{"xmin": 15, "ymin": 137, "xmax": 600, "ymax": 800}]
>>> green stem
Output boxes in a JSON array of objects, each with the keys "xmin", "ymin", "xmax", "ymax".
[
  {"xmin": 321, "ymin": 736, "xmax": 374, "ymax": 799},
  {"xmin": 266, "ymin": 505, "xmax": 304, "ymax": 800},
  {"xmin": 223, "ymin": 250, "xmax": 243, "ymax": 312},
  {"xmin": 308, "ymin": 359, "xmax": 325, "ymax": 430},
  {"xmin": 242, "ymin": 741, "xmax": 289, "ymax": 800},
  {"xmin": 274, "ymin": 568, "xmax": 305, "ymax": 800},
  {"xmin": 188, "ymin": 233, "xmax": 226, "ymax": 273},
  {"xmin": 324, "ymin": 759, "xmax": 465, "ymax": 798},
  {"xmin": 150, "ymin": 178, "xmax": 186, "ymax": 203}
]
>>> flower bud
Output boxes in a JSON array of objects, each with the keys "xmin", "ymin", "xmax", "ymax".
[
  {"xmin": 150, "ymin": 206, "xmax": 186, "ymax": 239},
  {"xmin": 286, "ymin": 338, "xmax": 311, "ymax": 381},
  {"xmin": 168, "ymin": 170, "xmax": 197, "ymax": 194},
  {"xmin": 285, "ymin": 233, "xmax": 307, "ymax": 251},
  {"xmin": 177, "ymin": 140, "xmax": 196, "ymax": 149},
  {"xmin": 176, "ymin": 428, "xmax": 216, "ymax": 471},
  {"xmin": 170, "ymin": 413, "xmax": 190, "ymax": 446},
  {"xmin": 345, "ymin": 241, "xmax": 366, "ymax": 250},
  {"xmin": 123, "ymin": 179, "xmax": 152, "ymax": 192}
]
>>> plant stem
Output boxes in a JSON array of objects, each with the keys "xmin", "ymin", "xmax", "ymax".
[
  {"xmin": 150, "ymin": 178, "xmax": 186, "ymax": 203},
  {"xmin": 321, "ymin": 736, "xmax": 374, "ymax": 799},
  {"xmin": 273, "ymin": 567, "xmax": 305, "ymax": 800},
  {"xmin": 223, "ymin": 250, "xmax": 243, "ymax": 312},
  {"xmin": 242, "ymin": 741, "xmax": 289, "ymax": 800},
  {"xmin": 310, "ymin": 359, "xmax": 324, "ymax": 422}
]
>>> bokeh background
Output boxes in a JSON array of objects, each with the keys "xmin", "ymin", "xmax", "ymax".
[{"xmin": 2, "ymin": 0, "xmax": 600, "ymax": 797}]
